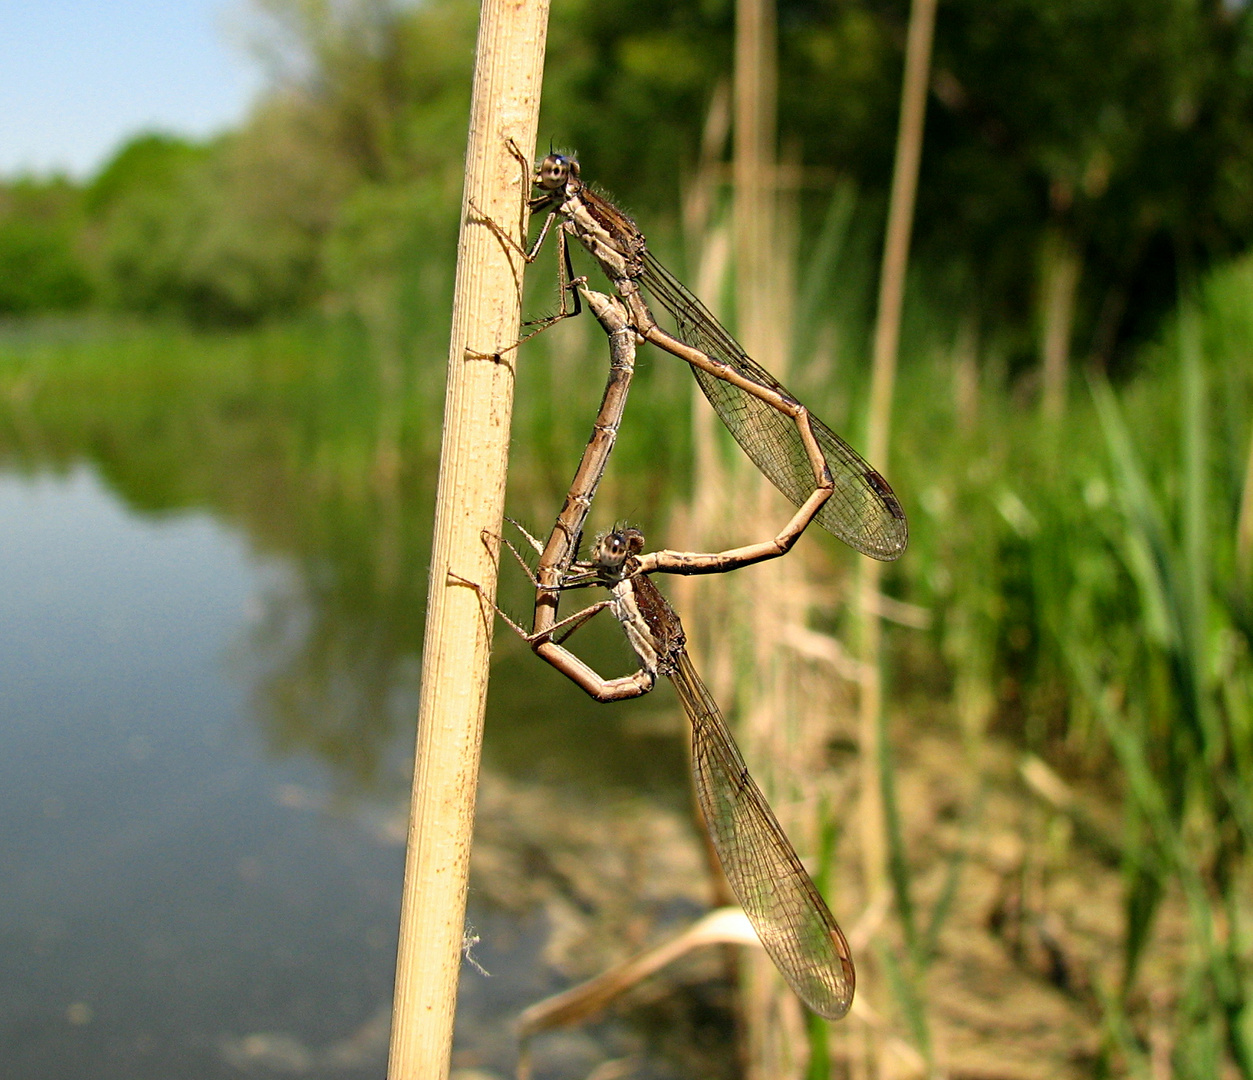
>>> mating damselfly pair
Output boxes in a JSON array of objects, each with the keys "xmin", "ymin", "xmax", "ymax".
[{"xmin": 462, "ymin": 144, "xmax": 909, "ymax": 1021}]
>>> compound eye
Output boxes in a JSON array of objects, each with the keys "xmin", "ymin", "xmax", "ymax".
[
  {"xmin": 597, "ymin": 531, "xmax": 632, "ymax": 567},
  {"xmin": 537, "ymin": 153, "xmax": 570, "ymax": 190}
]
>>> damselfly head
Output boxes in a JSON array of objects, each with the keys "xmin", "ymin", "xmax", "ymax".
[
  {"xmin": 535, "ymin": 153, "xmax": 577, "ymax": 193},
  {"xmin": 592, "ymin": 527, "xmax": 645, "ymax": 571}
]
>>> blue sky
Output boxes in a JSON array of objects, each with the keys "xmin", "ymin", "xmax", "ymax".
[{"xmin": 0, "ymin": 0, "xmax": 264, "ymax": 179}]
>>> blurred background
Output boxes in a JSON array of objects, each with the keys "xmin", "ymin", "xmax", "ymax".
[{"xmin": 2, "ymin": 0, "xmax": 1252, "ymax": 1078}]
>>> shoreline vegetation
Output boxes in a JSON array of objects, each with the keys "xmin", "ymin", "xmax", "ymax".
[{"xmin": 2, "ymin": 244, "xmax": 1250, "ymax": 1072}]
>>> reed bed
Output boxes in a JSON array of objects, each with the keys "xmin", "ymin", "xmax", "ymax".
[{"xmin": 2, "ymin": 236, "xmax": 1250, "ymax": 1077}]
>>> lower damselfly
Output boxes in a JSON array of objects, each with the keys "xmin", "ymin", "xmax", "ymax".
[{"xmin": 478, "ymin": 525, "xmax": 855, "ymax": 1020}]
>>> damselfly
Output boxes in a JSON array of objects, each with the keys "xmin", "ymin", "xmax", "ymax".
[
  {"xmin": 478, "ymin": 525, "xmax": 856, "ymax": 1020},
  {"xmin": 500, "ymin": 148, "xmax": 908, "ymax": 562}
]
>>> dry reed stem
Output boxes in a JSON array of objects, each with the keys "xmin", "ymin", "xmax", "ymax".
[
  {"xmin": 858, "ymin": 0, "xmax": 937, "ymax": 903},
  {"xmin": 386, "ymin": 2, "xmax": 549, "ymax": 1077},
  {"xmin": 857, "ymin": 0, "xmax": 936, "ymax": 1073},
  {"xmin": 1040, "ymin": 228, "xmax": 1080, "ymax": 423},
  {"xmin": 517, "ymin": 908, "xmax": 762, "ymax": 1035},
  {"xmin": 731, "ymin": 0, "xmax": 823, "ymax": 1075}
]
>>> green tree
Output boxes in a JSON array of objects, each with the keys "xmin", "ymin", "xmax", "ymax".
[
  {"xmin": 88, "ymin": 121, "xmax": 353, "ymax": 325},
  {"xmin": 921, "ymin": 0, "xmax": 1253, "ymax": 369},
  {"xmin": 14, "ymin": 0, "xmax": 1253, "ymax": 355},
  {"xmin": 86, "ymin": 133, "xmax": 215, "ymax": 317},
  {"xmin": 0, "ymin": 178, "xmax": 92, "ymax": 314}
]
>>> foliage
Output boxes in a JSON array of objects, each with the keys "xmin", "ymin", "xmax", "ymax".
[
  {"xmin": 246, "ymin": 0, "xmax": 478, "ymax": 183},
  {"xmin": 63, "ymin": 0, "xmax": 477, "ymax": 327},
  {"xmin": 0, "ymin": 178, "xmax": 93, "ymax": 314},
  {"xmin": 882, "ymin": 250, "xmax": 1253, "ymax": 1075},
  {"xmin": 924, "ymin": 0, "xmax": 1253, "ymax": 368},
  {"xmin": 7, "ymin": 0, "xmax": 1253, "ymax": 359},
  {"xmin": 84, "ymin": 119, "xmax": 355, "ymax": 325}
]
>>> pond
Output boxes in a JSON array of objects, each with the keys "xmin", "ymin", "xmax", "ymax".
[
  {"xmin": 0, "ymin": 344, "xmax": 734, "ymax": 1080},
  {"xmin": 0, "ymin": 465, "xmax": 407, "ymax": 1077}
]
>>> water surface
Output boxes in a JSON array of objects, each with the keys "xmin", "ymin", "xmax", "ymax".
[
  {"xmin": 0, "ymin": 465, "xmax": 409, "ymax": 1078},
  {"xmin": 0, "ymin": 463, "xmax": 729, "ymax": 1080}
]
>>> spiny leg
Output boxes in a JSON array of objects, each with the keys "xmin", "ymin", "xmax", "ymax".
[{"xmin": 446, "ymin": 568, "xmax": 609, "ymax": 646}]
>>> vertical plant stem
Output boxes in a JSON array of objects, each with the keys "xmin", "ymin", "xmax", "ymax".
[
  {"xmin": 857, "ymin": 2, "xmax": 936, "ymax": 1070},
  {"xmin": 858, "ymin": 0, "xmax": 937, "ymax": 908},
  {"xmin": 734, "ymin": 0, "xmax": 777, "ymax": 366},
  {"xmin": 386, "ymin": 2, "xmax": 549, "ymax": 1077},
  {"xmin": 733, "ymin": 1, "xmax": 799, "ymax": 1075},
  {"xmin": 1238, "ymin": 427, "xmax": 1253, "ymax": 587},
  {"xmin": 1179, "ymin": 294, "xmax": 1212, "ymax": 758},
  {"xmin": 674, "ymin": 83, "xmax": 742, "ymax": 1073},
  {"xmin": 673, "ymin": 78, "xmax": 731, "ymax": 631},
  {"xmin": 1040, "ymin": 227, "xmax": 1080, "ymax": 424}
]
